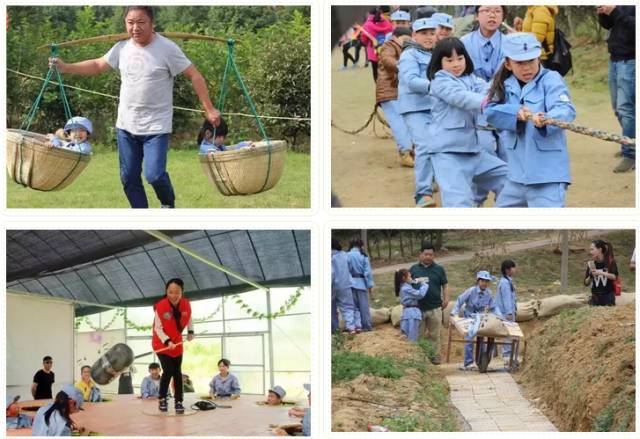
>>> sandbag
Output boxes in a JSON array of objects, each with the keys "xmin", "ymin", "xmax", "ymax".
[
  {"xmin": 537, "ymin": 294, "xmax": 587, "ymax": 318},
  {"xmin": 370, "ymin": 307, "xmax": 391, "ymax": 326},
  {"xmin": 475, "ymin": 314, "xmax": 509, "ymax": 337},
  {"xmin": 91, "ymin": 343, "xmax": 134, "ymax": 385},
  {"xmin": 390, "ymin": 305, "xmax": 402, "ymax": 327},
  {"xmin": 616, "ymin": 293, "xmax": 636, "ymax": 306},
  {"xmin": 516, "ymin": 300, "xmax": 538, "ymax": 322}
]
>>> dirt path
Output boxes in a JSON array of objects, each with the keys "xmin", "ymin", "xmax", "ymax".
[
  {"xmin": 373, "ymin": 229, "xmax": 606, "ymax": 274},
  {"xmin": 331, "ymin": 50, "xmax": 635, "ymax": 207},
  {"xmin": 443, "ymin": 364, "xmax": 557, "ymax": 431}
]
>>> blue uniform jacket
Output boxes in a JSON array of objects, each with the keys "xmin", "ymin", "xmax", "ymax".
[
  {"xmin": 209, "ymin": 373, "xmax": 241, "ymax": 397},
  {"xmin": 346, "ymin": 248, "xmax": 374, "ymax": 291},
  {"xmin": 461, "ymin": 29, "xmax": 505, "ymax": 82},
  {"xmin": 484, "ymin": 68, "xmax": 576, "ymax": 184},
  {"xmin": 427, "ymin": 70, "xmax": 488, "ymax": 153},
  {"xmin": 331, "ymin": 250, "xmax": 353, "ymax": 292},
  {"xmin": 495, "ymin": 276, "xmax": 517, "ymax": 317},
  {"xmin": 452, "ymin": 285, "xmax": 501, "ymax": 317},
  {"xmin": 398, "ymin": 45, "xmax": 433, "ymax": 115},
  {"xmin": 140, "ymin": 376, "xmax": 160, "ymax": 399},
  {"xmin": 400, "ymin": 282, "xmax": 429, "ymax": 321},
  {"xmin": 32, "ymin": 404, "xmax": 72, "ymax": 436}
]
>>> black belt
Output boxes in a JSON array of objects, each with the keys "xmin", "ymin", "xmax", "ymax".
[
  {"xmin": 351, "ymin": 274, "xmax": 365, "ymax": 278},
  {"xmin": 403, "ymin": 305, "xmax": 419, "ymax": 308}
]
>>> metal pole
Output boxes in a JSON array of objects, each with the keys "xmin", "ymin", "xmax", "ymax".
[
  {"xmin": 266, "ymin": 289, "xmax": 275, "ymax": 390},
  {"xmin": 144, "ymin": 230, "xmax": 267, "ymax": 291},
  {"xmin": 560, "ymin": 231, "xmax": 569, "ymax": 293}
]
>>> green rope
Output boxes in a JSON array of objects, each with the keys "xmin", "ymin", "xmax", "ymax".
[
  {"xmin": 213, "ymin": 39, "xmax": 273, "ymax": 193},
  {"xmin": 21, "ymin": 44, "xmax": 73, "ymax": 131}
]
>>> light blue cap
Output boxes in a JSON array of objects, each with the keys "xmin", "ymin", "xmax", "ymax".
[
  {"xmin": 61, "ymin": 384, "xmax": 84, "ymax": 408},
  {"xmin": 64, "ymin": 116, "xmax": 93, "ymax": 135},
  {"xmin": 476, "ymin": 271, "xmax": 493, "ymax": 281},
  {"xmin": 412, "ymin": 18, "xmax": 436, "ymax": 32},
  {"xmin": 390, "ymin": 10, "xmax": 411, "ymax": 22},
  {"xmin": 432, "ymin": 12, "xmax": 454, "ymax": 29},
  {"xmin": 503, "ymin": 33, "xmax": 542, "ymax": 61},
  {"xmin": 269, "ymin": 385, "xmax": 286, "ymax": 399}
]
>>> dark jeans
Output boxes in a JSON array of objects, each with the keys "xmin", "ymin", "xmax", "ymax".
[
  {"xmin": 158, "ymin": 354, "xmax": 183, "ymax": 402},
  {"xmin": 370, "ymin": 61, "xmax": 379, "ymax": 82},
  {"xmin": 342, "ymin": 41, "xmax": 357, "ymax": 67},
  {"xmin": 116, "ymin": 128, "xmax": 176, "ymax": 208},
  {"xmin": 608, "ymin": 59, "xmax": 635, "ymax": 159},
  {"xmin": 590, "ymin": 292, "xmax": 615, "ymax": 306}
]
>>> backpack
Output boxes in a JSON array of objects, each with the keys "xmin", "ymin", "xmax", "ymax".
[{"xmin": 545, "ymin": 27, "xmax": 572, "ymax": 76}]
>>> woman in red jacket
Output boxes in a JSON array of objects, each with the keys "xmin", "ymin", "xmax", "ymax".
[{"xmin": 152, "ymin": 278, "xmax": 194, "ymax": 414}]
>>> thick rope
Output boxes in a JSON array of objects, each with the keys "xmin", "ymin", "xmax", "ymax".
[
  {"xmin": 8, "ymin": 68, "xmax": 310, "ymax": 122},
  {"xmin": 526, "ymin": 114, "xmax": 636, "ymax": 147},
  {"xmin": 331, "ymin": 105, "xmax": 390, "ymax": 138}
]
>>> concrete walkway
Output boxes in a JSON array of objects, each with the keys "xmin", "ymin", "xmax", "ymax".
[{"xmin": 444, "ymin": 365, "xmax": 557, "ymax": 432}]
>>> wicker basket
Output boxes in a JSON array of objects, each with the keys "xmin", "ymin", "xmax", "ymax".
[
  {"xmin": 6, "ymin": 129, "xmax": 91, "ymax": 191},
  {"xmin": 199, "ymin": 140, "xmax": 287, "ymax": 196}
]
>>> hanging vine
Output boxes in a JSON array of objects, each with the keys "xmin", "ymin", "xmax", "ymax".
[{"xmin": 74, "ymin": 287, "xmax": 304, "ymax": 331}]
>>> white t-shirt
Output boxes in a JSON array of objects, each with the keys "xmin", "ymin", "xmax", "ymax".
[{"xmin": 104, "ymin": 33, "xmax": 192, "ymax": 135}]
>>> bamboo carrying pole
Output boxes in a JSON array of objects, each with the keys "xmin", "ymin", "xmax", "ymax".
[{"xmin": 37, "ymin": 32, "xmax": 234, "ymax": 51}]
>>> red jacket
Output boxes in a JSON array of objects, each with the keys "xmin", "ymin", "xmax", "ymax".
[{"xmin": 152, "ymin": 297, "xmax": 192, "ymax": 357}]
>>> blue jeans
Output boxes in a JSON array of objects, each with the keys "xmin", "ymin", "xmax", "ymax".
[
  {"xmin": 609, "ymin": 59, "xmax": 635, "ymax": 159},
  {"xmin": 117, "ymin": 129, "xmax": 175, "ymax": 208}
]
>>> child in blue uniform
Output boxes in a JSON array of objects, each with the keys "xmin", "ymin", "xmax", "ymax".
[
  {"xmin": 485, "ymin": 33, "xmax": 576, "ymax": 207},
  {"xmin": 426, "ymin": 37, "xmax": 507, "ymax": 207},
  {"xmin": 209, "ymin": 358, "xmax": 241, "ymax": 399},
  {"xmin": 46, "ymin": 116, "xmax": 93, "ymax": 155},
  {"xmin": 432, "ymin": 13, "xmax": 454, "ymax": 41},
  {"xmin": 140, "ymin": 362, "xmax": 162, "ymax": 399},
  {"xmin": 32, "ymin": 385, "xmax": 84, "ymax": 436},
  {"xmin": 398, "ymin": 18, "xmax": 438, "ymax": 207},
  {"xmin": 331, "ymin": 238, "xmax": 357, "ymax": 334},
  {"xmin": 6, "ymin": 396, "xmax": 32, "ymax": 429},
  {"xmin": 346, "ymin": 238, "xmax": 374, "ymax": 331},
  {"xmin": 197, "ymin": 117, "xmax": 254, "ymax": 154},
  {"xmin": 494, "ymin": 260, "xmax": 517, "ymax": 367},
  {"xmin": 394, "ymin": 268, "xmax": 429, "ymax": 341},
  {"xmin": 451, "ymin": 271, "xmax": 502, "ymax": 370}
]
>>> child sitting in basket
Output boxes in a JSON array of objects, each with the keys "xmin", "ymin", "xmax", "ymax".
[
  {"xmin": 197, "ymin": 117, "xmax": 254, "ymax": 155},
  {"xmin": 46, "ymin": 116, "xmax": 93, "ymax": 155}
]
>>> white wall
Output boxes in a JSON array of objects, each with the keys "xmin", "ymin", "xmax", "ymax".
[{"xmin": 7, "ymin": 293, "xmax": 75, "ymax": 399}]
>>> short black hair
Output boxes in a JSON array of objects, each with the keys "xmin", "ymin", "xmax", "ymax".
[
  {"xmin": 427, "ymin": 37, "xmax": 475, "ymax": 80},
  {"xmin": 197, "ymin": 117, "xmax": 228, "ymax": 146},
  {"xmin": 124, "ymin": 6, "xmax": 155, "ymax": 22},
  {"xmin": 149, "ymin": 362, "xmax": 160, "ymax": 370},
  {"xmin": 165, "ymin": 278, "xmax": 184, "ymax": 292},
  {"xmin": 81, "ymin": 365, "xmax": 91, "ymax": 373},
  {"xmin": 421, "ymin": 241, "xmax": 435, "ymax": 252},
  {"xmin": 331, "ymin": 238, "xmax": 342, "ymax": 251},
  {"xmin": 501, "ymin": 259, "xmax": 516, "ymax": 276},
  {"xmin": 43, "ymin": 356, "xmax": 52, "ymax": 362},
  {"xmin": 393, "ymin": 27, "xmax": 412, "ymax": 38},
  {"xmin": 415, "ymin": 6, "xmax": 436, "ymax": 19},
  {"xmin": 218, "ymin": 358, "xmax": 231, "ymax": 367}
]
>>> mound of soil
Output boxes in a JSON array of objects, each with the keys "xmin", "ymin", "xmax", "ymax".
[
  {"xmin": 333, "ymin": 324, "xmax": 459, "ymax": 432},
  {"xmin": 515, "ymin": 304, "xmax": 635, "ymax": 431}
]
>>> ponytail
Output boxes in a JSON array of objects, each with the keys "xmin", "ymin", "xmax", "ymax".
[
  {"xmin": 349, "ymin": 238, "xmax": 368, "ymax": 257},
  {"xmin": 592, "ymin": 240, "xmax": 616, "ymax": 271},
  {"xmin": 394, "ymin": 269, "xmax": 410, "ymax": 296},
  {"xmin": 44, "ymin": 391, "xmax": 72, "ymax": 427},
  {"xmin": 487, "ymin": 61, "xmax": 512, "ymax": 104}
]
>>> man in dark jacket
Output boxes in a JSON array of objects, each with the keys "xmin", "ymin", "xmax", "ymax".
[{"xmin": 598, "ymin": 5, "xmax": 635, "ymax": 173}]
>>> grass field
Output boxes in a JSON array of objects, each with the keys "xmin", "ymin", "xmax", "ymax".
[
  {"xmin": 7, "ymin": 149, "xmax": 310, "ymax": 208},
  {"xmin": 370, "ymin": 230, "xmax": 636, "ymax": 309}
]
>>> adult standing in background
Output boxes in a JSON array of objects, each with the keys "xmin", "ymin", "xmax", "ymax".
[
  {"xmin": 32, "ymin": 356, "xmax": 55, "ymax": 400},
  {"xmin": 409, "ymin": 241, "xmax": 449, "ymax": 365},
  {"xmin": 347, "ymin": 238, "xmax": 375, "ymax": 332},
  {"xmin": 597, "ymin": 5, "xmax": 635, "ymax": 173},
  {"xmin": 521, "ymin": 6, "xmax": 558, "ymax": 68},
  {"xmin": 50, "ymin": 6, "xmax": 221, "ymax": 208}
]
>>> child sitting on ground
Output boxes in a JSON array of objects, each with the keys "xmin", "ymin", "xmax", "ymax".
[
  {"xmin": 6, "ymin": 395, "xmax": 33, "ymax": 429},
  {"xmin": 197, "ymin": 117, "xmax": 254, "ymax": 155},
  {"xmin": 140, "ymin": 363, "xmax": 162, "ymax": 399},
  {"xmin": 46, "ymin": 116, "xmax": 93, "ymax": 155}
]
